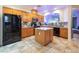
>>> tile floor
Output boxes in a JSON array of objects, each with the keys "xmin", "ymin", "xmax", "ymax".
[{"xmin": 0, "ymin": 36, "xmax": 79, "ymax": 53}]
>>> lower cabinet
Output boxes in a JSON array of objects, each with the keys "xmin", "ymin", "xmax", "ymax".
[
  {"xmin": 21, "ymin": 27, "xmax": 34, "ymax": 38},
  {"xmin": 60, "ymin": 28, "xmax": 68, "ymax": 39}
]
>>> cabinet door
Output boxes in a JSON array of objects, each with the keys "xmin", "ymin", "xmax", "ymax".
[
  {"xmin": 37, "ymin": 15, "xmax": 44, "ymax": 22},
  {"xmin": 45, "ymin": 30, "xmax": 52, "ymax": 44},
  {"xmin": 22, "ymin": 12, "xmax": 29, "ymax": 22},
  {"xmin": 21, "ymin": 28, "xmax": 28, "ymax": 38},
  {"xmin": 3, "ymin": 7, "xmax": 13, "ymax": 14},
  {"xmin": 35, "ymin": 30, "xmax": 45, "ymax": 45},
  {"xmin": 12, "ymin": 9, "xmax": 22, "ymax": 15},
  {"xmin": 60, "ymin": 28, "xmax": 68, "ymax": 39},
  {"xmin": 64, "ymin": 28, "xmax": 68, "ymax": 38},
  {"xmin": 21, "ymin": 28, "xmax": 34, "ymax": 38},
  {"xmin": 27, "ymin": 28, "xmax": 34, "ymax": 36}
]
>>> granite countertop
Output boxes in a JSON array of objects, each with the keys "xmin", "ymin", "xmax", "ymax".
[
  {"xmin": 35, "ymin": 27, "xmax": 53, "ymax": 30},
  {"xmin": 53, "ymin": 26, "xmax": 68, "ymax": 28},
  {"xmin": 22, "ymin": 25, "xmax": 68, "ymax": 29},
  {"xmin": 41, "ymin": 25, "xmax": 68, "ymax": 28}
]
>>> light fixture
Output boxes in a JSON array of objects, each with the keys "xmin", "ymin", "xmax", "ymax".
[
  {"xmin": 43, "ymin": 10, "xmax": 48, "ymax": 13},
  {"xmin": 44, "ymin": 12, "xmax": 50, "ymax": 16},
  {"xmin": 53, "ymin": 10, "xmax": 61, "ymax": 14}
]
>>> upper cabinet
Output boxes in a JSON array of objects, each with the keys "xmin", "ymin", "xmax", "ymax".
[
  {"xmin": 37, "ymin": 15, "xmax": 44, "ymax": 22},
  {"xmin": 3, "ymin": 7, "xmax": 22, "ymax": 15},
  {"xmin": 12, "ymin": 9, "xmax": 22, "ymax": 15},
  {"xmin": 27, "ymin": 9, "xmax": 44, "ymax": 22},
  {"xmin": 3, "ymin": 7, "xmax": 44, "ymax": 22},
  {"xmin": 3, "ymin": 7, "xmax": 13, "ymax": 14},
  {"xmin": 21, "ymin": 11, "xmax": 29, "ymax": 22},
  {"xmin": 27, "ymin": 13, "xmax": 44, "ymax": 22}
]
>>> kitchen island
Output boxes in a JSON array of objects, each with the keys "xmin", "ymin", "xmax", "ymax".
[{"xmin": 35, "ymin": 27, "xmax": 53, "ymax": 46}]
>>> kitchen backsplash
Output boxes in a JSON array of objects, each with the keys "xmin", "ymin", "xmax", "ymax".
[{"xmin": 22, "ymin": 21, "xmax": 68, "ymax": 28}]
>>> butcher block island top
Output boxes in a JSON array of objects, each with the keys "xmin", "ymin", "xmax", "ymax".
[{"xmin": 35, "ymin": 27, "xmax": 53, "ymax": 46}]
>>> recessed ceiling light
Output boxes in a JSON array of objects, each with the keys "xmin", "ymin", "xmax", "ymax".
[{"xmin": 53, "ymin": 10, "xmax": 61, "ymax": 13}]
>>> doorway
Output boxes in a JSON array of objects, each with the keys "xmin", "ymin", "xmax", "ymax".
[{"xmin": 72, "ymin": 9, "xmax": 79, "ymax": 42}]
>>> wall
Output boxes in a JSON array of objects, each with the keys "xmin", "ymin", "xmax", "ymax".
[
  {"xmin": 0, "ymin": 6, "xmax": 2, "ymax": 46},
  {"xmin": 53, "ymin": 6, "xmax": 72, "ymax": 41},
  {"xmin": 61, "ymin": 6, "xmax": 72, "ymax": 41},
  {"xmin": 72, "ymin": 9, "xmax": 79, "ymax": 28},
  {"xmin": 59, "ymin": 9, "xmax": 64, "ymax": 22},
  {"xmin": 67, "ymin": 6, "xmax": 72, "ymax": 41},
  {"xmin": 59, "ymin": 7, "xmax": 69, "ymax": 22},
  {"xmin": 72, "ymin": 5, "xmax": 79, "ymax": 28}
]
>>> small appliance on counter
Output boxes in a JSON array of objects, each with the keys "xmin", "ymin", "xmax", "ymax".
[{"xmin": 31, "ymin": 18, "xmax": 41, "ymax": 28}]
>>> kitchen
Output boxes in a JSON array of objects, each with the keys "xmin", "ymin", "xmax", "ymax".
[{"xmin": 0, "ymin": 5, "xmax": 79, "ymax": 52}]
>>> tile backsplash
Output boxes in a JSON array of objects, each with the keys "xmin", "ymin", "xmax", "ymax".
[{"xmin": 21, "ymin": 21, "xmax": 68, "ymax": 28}]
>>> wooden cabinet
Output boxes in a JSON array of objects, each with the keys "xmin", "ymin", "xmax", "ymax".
[
  {"xmin": 37, "ymin": 15, "xmax": 44, "ymax": 22},
  {"xmin": 60, "ymin": 28, "xmax": 68, "ymax": 39},
  {"xmin": 21, "ymin": 28, "xmax": 27, "ymax": 38},
  {"xmin": 35, "ymin": 28, "xmax": 53, "ymax": 46},
  {"xmin": 28, "ymin": 14, "xmax": 44, "ymax": 22},
  {"xmin": 3, "ymin": 7, "xmax": 22, "ymax": 15},
  {"xmin": 3, "ymin": 7, "xmax": 13, "ymax": 14},
  {"xmin": 12, "ymin": 9, "xmax": 22, "ymax": 15},
  {"xmin": 21, "ymin": 27, "xmax": 34, "ymax": 38},
  {"xmin": 21, "ymin": 11, "xmax": 29, "ymax": 22},
  {"xmin": 3, "ymin": 7, "xmax": 44, "ymax": 22}
]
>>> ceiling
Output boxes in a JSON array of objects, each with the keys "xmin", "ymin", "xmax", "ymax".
[{"xmin": 4, "ymin": 5, "xmax": 68, "ymax": 15}]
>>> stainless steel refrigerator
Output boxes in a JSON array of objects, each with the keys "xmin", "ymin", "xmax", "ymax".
[{"xmin": 3, "ymin": 14, "xmax": 21, "ymax": 46}]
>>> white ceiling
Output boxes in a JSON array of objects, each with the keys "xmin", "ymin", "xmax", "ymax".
[{"xmin": 4, "ymin": 5, "xmax": 68, "ymax": 15}]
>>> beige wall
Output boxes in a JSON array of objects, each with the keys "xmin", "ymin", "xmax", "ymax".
[
  {"xmin": 67, "ymin": 6, "xmax": 72, "ymax": 41},
  {"xmin": 59, "ymin": 10, "xmax": 64, "ymax": 22},
  {"xmin": 54, "ymin": 6, "xmax": 72, "ymax": 41},
  {"xmin": 60, "ymin": 6, "xmax": 72, "ymax": 41},
  {"xmin": 59, "ymin": 7, "xmax": 69, "ymax": 22},
  {"xmin": 0, "ymin": 5, "xmax": 3, "ymax": 46}
]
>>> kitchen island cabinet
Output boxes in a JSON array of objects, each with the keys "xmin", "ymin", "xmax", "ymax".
[{"xmin": 35, "ymin": 27, "xmax": 53, "ymax": 46}]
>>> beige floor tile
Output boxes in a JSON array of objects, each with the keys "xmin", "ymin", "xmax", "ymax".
[{"xmin": 0, "ymin": 36, "xmax": 79, "ymax": 53}]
